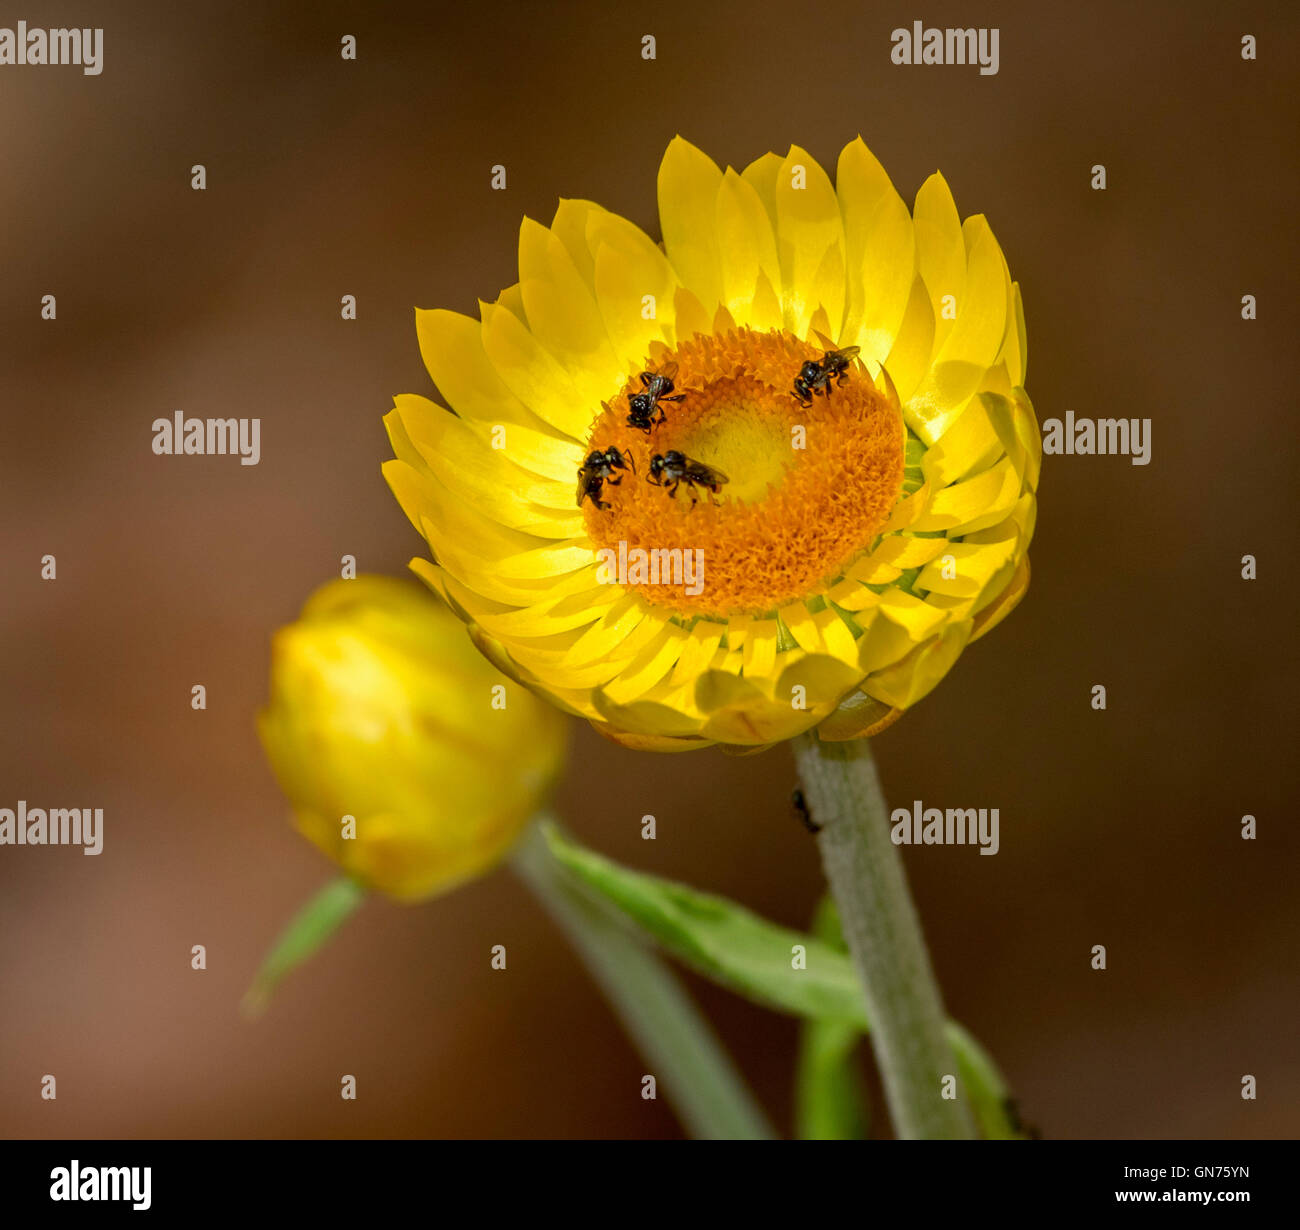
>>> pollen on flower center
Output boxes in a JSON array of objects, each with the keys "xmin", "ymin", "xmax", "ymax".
[{"xmin": 582, "ymin": 326, "xmax": 905, "ymax": 617}]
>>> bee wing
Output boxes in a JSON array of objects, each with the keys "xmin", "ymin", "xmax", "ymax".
[
  {"xmin": 695, "ymin": 462, "xmax": 728, "ymax": 485},
  {"xmin": 835, "ymin": 346, "xmax": 861, "ymax": 361},
  {"xmin": 576, "ymin": 470, "xmax": 589, "ymax": 505},
  {"xmin": 657, "ymin": 359, "xmax": 679, "ymax": 381}
]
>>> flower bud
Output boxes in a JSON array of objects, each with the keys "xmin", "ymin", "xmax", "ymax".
[{"xmin": 259, "ymin": 576, "xmax": 567, "ymax": 901}]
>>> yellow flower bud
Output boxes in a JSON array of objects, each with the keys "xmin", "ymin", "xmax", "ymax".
[{"xmin": 258, "ymin": 575, "xmax": 567, "ymax": 901}]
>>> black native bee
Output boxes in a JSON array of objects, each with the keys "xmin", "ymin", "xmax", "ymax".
[
  {"xmin": 626, "ymin": 361, "xmax": 684, "ymax": 432},
  {"xmin": 791, "ymin": 346, "xmax": 861, "ymax": 407},
  {"xmin": 792, "ymin": 788, "xmax": 821, "ymax": 834},
  {"xmin": 646, "ymin": 450, "xmax": 728, "ymax": 504},
  {"xmin": 576, "ymin": 447, "xmax": 635, "ymax": 510}
]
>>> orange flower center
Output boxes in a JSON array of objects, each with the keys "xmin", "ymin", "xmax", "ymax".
[{"xmin": 582, "ymin": 327, "xmax": 904, "ymax": 617}]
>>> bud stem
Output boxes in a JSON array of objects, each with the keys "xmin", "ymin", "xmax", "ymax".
[
  {"xmin": 512, "ymin": 817, "xmax": 775, "ymax": 1140},
  {"xmin": 793, "ymin": 734, "xmax": 976, "ymax": 1139}
]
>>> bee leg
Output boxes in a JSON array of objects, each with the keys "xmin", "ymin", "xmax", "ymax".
[{"xmin": 607, "ymin": 474, "xmax": 622, "ymax": 486}]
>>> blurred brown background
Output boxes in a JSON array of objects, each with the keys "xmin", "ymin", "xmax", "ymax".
[{"xmin": 1, "ymin": 0, "xmax": 1297, "ymax": 1139}]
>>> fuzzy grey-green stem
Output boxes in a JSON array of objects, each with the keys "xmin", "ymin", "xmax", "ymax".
[
  {"xmin": 511, "ymin": 817, "xmax": 775, "ymax": 1140},
  {"xmin": 793, "ymin": 734, "xmax": 976, "ymax": 1139}
]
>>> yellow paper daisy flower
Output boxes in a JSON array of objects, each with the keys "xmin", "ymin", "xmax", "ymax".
[{"xmin": 384, "ymin": 137, "xmax": 1039, "ymax": 752}]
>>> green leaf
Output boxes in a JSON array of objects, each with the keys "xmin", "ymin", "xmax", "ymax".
[
  {"xmin": 242, "ymin": 876, "xmax": 366, "ymax": 1018},
  {"xmin": 795, "ymin": 896, "xmax": 870, "ymax": 1140},
  {"xmin": 543, "ymin": 824, "xmax": 1027, "ymax": 1140},
  {"xmin": 542, "ymin": 823, "xmax": 867, "ymax": 1025},
  {"xmin": 513, "ymin": 820, "xmax": 775, "ymax": 1141},
  {"xmin": 948, "ymin": 1021, "xmax": 1023, "ymax": 1141}
]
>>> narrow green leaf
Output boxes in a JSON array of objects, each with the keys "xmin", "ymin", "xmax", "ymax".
[
  {"xmin": 948, "ymin": 1021, "xmax": 1024, "ymax": 1141},
  {"xmin": 544, "ymin": 824, "xmax": 1028, "ymax": 1140},
  {"xmin": 542, "ymin": 822, "xmax": 867, "ymax": 1025},
  {"xmin": 795, "ymin": 896, "xmax": 870, "ymax": 1140},
  {"xmin": 242, "ymin": 876, "xmax": 366, "ymax": 1018},
  {"xmin": 514, "ymin": 820, "xmax": 775, "ymax": 1140}
]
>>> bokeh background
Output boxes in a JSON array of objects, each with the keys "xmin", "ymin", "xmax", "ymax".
[{"xmin": 1, "ymin": 0, "xmax": 1297, "ymax": 1139}]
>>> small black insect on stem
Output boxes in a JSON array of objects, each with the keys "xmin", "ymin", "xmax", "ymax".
[
  {"xmin": 1002, "ymin": 1096, "xmax": 1043, "ymax": 1140},
  {"xmin": 792, "ymin": 787, "xmax": 821, "ymax": 834}
]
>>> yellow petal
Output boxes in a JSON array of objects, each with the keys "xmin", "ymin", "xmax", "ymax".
[
  {"xmin": 773, "ymin": 651, "xmax": 864, "ymax": 714},
  {"xmin": 909, "ymin": 456, "xmax": 1020, "ymax": 533},
  {"xmin": 714, "ymin": 168, "xmax": 783, "ymax": 329},
  {"xmin": 904, "ymin": 215, "xmax": 1009, "ymax": 443},
  {"xmin": 549, "ymin": 198, "xmax": 599, "ymax": 289},
  {"xmin": 778, "ymin": 601, "xmax": 825, "ymax": 654},
  {"xmin": 563, "ymin": 592, "xmax": 664, "ymax": 667},
  {"xmin": 598, "ymin": 622, "xmax": 690, "ymax": 706},
  {"xmin": 389, "ymin": 395, "xmax": 578, "ymax": 527},
  {"xmin": 836, "ymin": 138, "xmax": 916, "ymax": 361},
  {"xmin": 826, "ymin": 576, "xmax": 886, "ymax": 610},
  {"xmin": 980, "ymin": 389, "xmax": 1041, "ymax": 494},
  {"xmin": 995, "ymin": 273, "xmax": 1023, "ymax": 389},
  {"xmin": 593, "ymin": 723, "xmax": 713, "ymax": 753},
  {"xmin": 672, "ymin": 285, "xmax": 713, "ymax": 343},
  {"xmin": 912, "ymin": 172, "xmax": 966, "ymax": 355},
  {"xmin": 518, "ymin": 218, "xmax": 625, "ymax": 394},
  {"xmin": 770, "ymin": 145, "xmax": 847, "ymax": 338},
  {"xmin": 863, "ymin": 534, "xmax": 951, "ymax": 571},
  {"xmin": 588, "ymin": 210, "xmax": 680, "ymax": 369},
  {"xmin": 480, "ymin": 300, "xmax": 601, "ymax": 441},
  {"xmin": 921, "ymin": 394, "xmax": 1003, "ymax": 487},
  {"xmin": 591, "ymin": 689, "xmax": 709, "ymax": 739},
  {"xmin": 454, "ymin": 581, "xmax": 620, "ymax": 641},
  {"xmin": 669, "ymin": 620, "xmax": 727, "ymax": 686},
  {"xmin": 701, "ymin": 695, "xmax": 818, "ymax": 745},
  {"xmin": 658, "ymin": 136, "xmax": 725, "ymax": 313},
  {"xmin": 414, "ymin": 308, "xmax": 584, "ymax": 479},
  {"xmin": 876, "ymin": 588, "xmax": 951, "ymax": 640},
  {"xmin": 812, "ymin": 606, "xmax": 859, "ymax": 666},
  {"xmin": 741, "ymin": 618, "xmax": 780, "ymax": 682},
  {"xmin": 883, "ymin": 277, "xmax": 936, "ymax": 404},
  {"xmin": 970, "ymin": 556, "xmax": 1031, "ymax": 641},
  {"xmin": 815, "ymin": 691, "xmax": 902, "ymax": 740},
  {"xmin": 862, "ymin": 620, "xmax": 973, "ymax": 709},
  {"xmin": 916, "ymin": 537, "xmax": 1018, "ymax": 598},
  {"xmin": 1012, "ymin": 283, "xmax": 1028, "ymax": 385}
]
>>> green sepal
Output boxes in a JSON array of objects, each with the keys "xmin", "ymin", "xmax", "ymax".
[{"xmin": 242, "ymin": 876, "xmax": 366, "ymax": 1018}]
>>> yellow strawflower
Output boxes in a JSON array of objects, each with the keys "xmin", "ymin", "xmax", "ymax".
[
  {"xmin": 258, "ymin": 575, "xmax": 567, "ymax": 900},
  {"xmin": 385, "ymin": 137, "xmax": 1038, "ymax": 751}
]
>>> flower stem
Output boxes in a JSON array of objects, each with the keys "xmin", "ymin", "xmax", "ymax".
[
  {"xmin": 793, "ymin": 734, "xmax": 976, "ymax": 1139},
  {"xmin": 511, "ymin": 816, "xmax": 776, "ymax": 1140}
]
